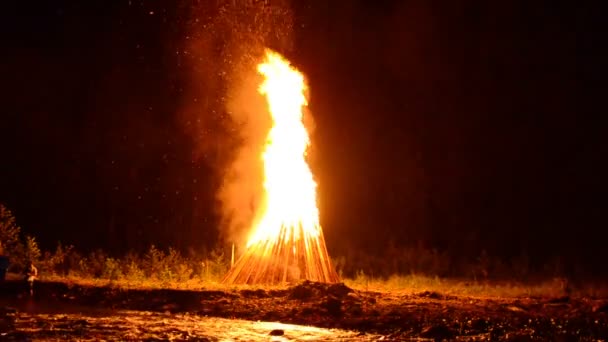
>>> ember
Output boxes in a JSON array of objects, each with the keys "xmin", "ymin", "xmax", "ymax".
[{"xmin": 223, "ymin": 50, "xmax": 338, "ymax": 285}]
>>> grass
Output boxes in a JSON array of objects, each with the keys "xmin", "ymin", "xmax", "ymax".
[
  {"xmin": 13, "ymin": 272, "xmax": 603, "ymax": 300},
  {"xmin": 5, "ymin": 239, "xmax": 606, "ymax": 299},
  {"xmin": 4, "ymin": 204, "xmax": 606, "ymax": 299},
  {"xmin": 346, "ymin": 274, "xmax": 608, "ymax": 299}
]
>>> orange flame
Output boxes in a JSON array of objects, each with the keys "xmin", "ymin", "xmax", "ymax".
[
  {"xmin": 246, "ymin": 50, "xmax": 321, "ymax": 247},
  {"xmin": 223, "ymin": 49, "xmax": 338, "ymax": 284}
]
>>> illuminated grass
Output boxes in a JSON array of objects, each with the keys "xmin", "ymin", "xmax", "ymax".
[
  {"xmin": 29, "ymin": 273, "xmax": 608, "ymax": 299},
  {"xmin": 345, "ymin": 274, "xmax": 608, "ymax": 298},
  {"xmin": 37, "ymin": 273, "xmax": 290, "ymax": 292}
]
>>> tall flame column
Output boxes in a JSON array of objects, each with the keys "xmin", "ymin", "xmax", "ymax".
[{"xmin": 223, "ymin": 50, "xmax": 339, "ymax": 284}]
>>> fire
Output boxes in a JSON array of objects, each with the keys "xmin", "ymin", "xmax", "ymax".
[
  {"xmin": 247, "ymin": 50, "xmax": 320, "ymax": 247},
  {"xmin": 223, "ymin": 50, "xmax": 338, "ymax": 284}
]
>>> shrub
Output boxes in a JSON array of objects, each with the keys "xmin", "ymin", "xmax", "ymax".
[
  {"xmin": 174, "ymin": 262, "xmax": 193, "ymax": 282},
  {"xmin": 124, "ymin": 261, "xmax": 145, "ymax": 281},
  {"xmin": 332, "ymin": 256, "xmax": 346, "ymax": 278},
  {"xmin": 143, "ymin": 245, "xmax": 165, "ymax": 277},
  {"xmin": 122, "ymin": 252, "xmax": 145, "ymax": 281},
  {"xmin": 87, "ymin": 249, "xmax": 108, "ymax": 278},
  {"xmin": 24, "ymin": 235, "xmax": 41, "ymax": 264},
  {"xmin": 205, "ymin": 247, "xmax": 228, "ymax": 281},
  {"xmin": 102, "ymin": 257, "xmax": 123, "ymax": 280},
  {"xmin": 77, "ymin": 257, "xmax": 91, "ymax": 277},
  {"xmin": 0, "ymin": 204, "xmax": 23, "ymax": 259}
]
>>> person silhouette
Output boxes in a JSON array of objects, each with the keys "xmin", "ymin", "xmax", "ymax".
[{"xmin": 24, "ymin": 262, "xmax": 38, "ymax": 296}]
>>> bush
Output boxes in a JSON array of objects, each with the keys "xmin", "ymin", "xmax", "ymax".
[
  {"xmin": 205, "ymin": 247, "xmax": 228, "ymax": 281},
  {"xmin": 143, "ymin": 245, "xmax": 165, "ymax": 278},
  {"xmin": 24, "ymin": 235, "xmax": 41, "ymax": 264},
  {"xmin": 0, "ymin": 205, "xmax": 43, "ymax": 273},
  {"xmin": 41, "ymin": 243, "xmax": 76, "ymax": 276},
  {"xmin": 125, "ymin": 261, "xmax": 145, "ymax": 281},
  {"xmin": 87, "ymin": 249, "xmax": 108, "ymax": 278},
  {"xmin": 0, "ymin": 204, "xmax": 23, "ymax": 265},
  {"xmin": 102, "ymin": 257, "xmax": 123, "ymax": 280}
]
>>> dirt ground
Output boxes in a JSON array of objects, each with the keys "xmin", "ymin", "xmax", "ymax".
[{"xmin": 1, "ymin": 279, "xmax": 608, "ymax": 340}]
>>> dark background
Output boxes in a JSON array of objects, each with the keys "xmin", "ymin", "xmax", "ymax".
[{"xmin": 1, "ymin": 1, "xmax": 605, "ymax": 274}]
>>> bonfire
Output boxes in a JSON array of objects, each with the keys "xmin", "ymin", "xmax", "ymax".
[{"xmin": 223, "ymin": 50, "xmax": 339, "ymax": 285}]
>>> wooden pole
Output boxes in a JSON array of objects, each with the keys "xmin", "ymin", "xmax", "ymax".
[{"xmin": 231, "ymin": 243, "xmax": 235, "ymax": 268}]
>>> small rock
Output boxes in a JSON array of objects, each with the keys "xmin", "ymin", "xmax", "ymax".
[
  {"xmin": 346, "ymin": 292, "xmax": 361, "ymax": 302},
  {"xmin": 420, "ymin": 324, "xmax": 456, "ymax": 340},
  {"xmin": 348, "ymin": 303, "xmax": 363, "ymax": 316},
  {"xmin": 289, "ymin": 284, "xmax": 314, "ymax": 301},
  {"xmin": 161, "ymin": 303, "xmax": 178, "ymax": 311},
  {"xmin": 74, "ymin": 319, "xmax": 89, "ymax": 326},
  {"xmin": 322, "ymin": 297, "xmax": 342, "ymax": 316},
  {"xmin": 241, "ymin": 289, "xmax": 268, "ymax": 299},
  {"xmin": 470, "ymin": 318, "xmax": 489, "ymax": 331},
  {"xmin": 506, "ymin": 305, "xmax": 526, "ymax": 312},
  {"xmin": 490, "ymin": 327, "xmax": 505, "ymax": 340},
  {"xmin": 593, "ymin": 302, "xmax": 608, "ymax": 313},
  {"xmin": 269, "ymin": 329, "xmax": 284, "ymax": 336},
  {"xmin": 328, "ymin": 283, "xmax": 353, "ymax": 298},
  {"xmin": 301, "ymin": 307, "xmax": 316, "ymax": 315},
  {"xmin": 547, "ymin": 296, "xmax": 570, "ymax": 304},
  {"xmin": 418, "ymin": 291, "xmax": 443, "ymax": 300}
]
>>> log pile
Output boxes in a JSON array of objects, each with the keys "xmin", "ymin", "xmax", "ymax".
[{"xmin": 223, "ymin": 223, "xmax": 339, "ymax": 285}]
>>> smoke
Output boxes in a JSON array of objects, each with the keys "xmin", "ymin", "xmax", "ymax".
[
  {"xmin": 218, "ymin": 68, "xmax": 269, "ymax": 246},
  {"xmin": 182, "ymin": 0, "xmax": 294, "ymax": 245}
]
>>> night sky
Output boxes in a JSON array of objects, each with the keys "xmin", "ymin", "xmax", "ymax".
[{"xmin": 1, "ymin": 1, "xmax": 604, "ymax": 273}]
